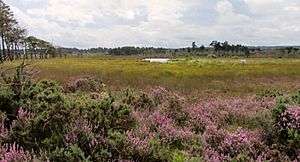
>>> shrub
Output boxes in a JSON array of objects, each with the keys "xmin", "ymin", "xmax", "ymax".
[
  {"xmin": 270, "ymin": 102, "xmax": 300, "ymax": 159},
  {"xmin": 171, "ymin": 151, "xmax": 187, "ymax": 162},
  {"xmin": 65, "ymin": 76, "xmax": 104, "ymax": 93},
  {"xmin": 256, "ymin": 88, "xmax": 283, "ymax": 99},
  {"xmin": 50, "ymin": 144, "xmax": 91, "ymax": 162}
]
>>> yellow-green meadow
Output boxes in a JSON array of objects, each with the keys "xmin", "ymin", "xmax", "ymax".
[{"xmin": 2, "ymin": 57, "xmax": 299, "ymax": 96}]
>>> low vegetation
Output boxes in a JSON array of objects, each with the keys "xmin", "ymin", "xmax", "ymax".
[
  {"xmin": 0, "ymin": 63, "xmax": 299, "ymax": 161},
  {"xmin": 2, "ymin": 57, "xmax": 300, "ymax": 97}
]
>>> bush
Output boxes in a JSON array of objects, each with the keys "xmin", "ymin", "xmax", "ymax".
[
  {"xmin": 50, "ymin": 144, "xmax": 91, "ymax": 162},
  {"xmin": 65, "ymin": 76, "xmax": 104, "ymax": 93},
  {"xmin": 256, "ymin": 88, "xmax": 283, "ymax": 98},
  {"xmin": 270, "ymin": 101, "xmax": 300, "ymax": 158}
]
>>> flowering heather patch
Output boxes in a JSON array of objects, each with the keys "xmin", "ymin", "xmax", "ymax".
[
  {"xmin": 151, "ymin": 86, "xmax": 185, "ymax": 109},
  {"xmin": 0, "ymin": 67, "xmax": 299, "ymax": 161},
  {"xmin": 148, "ymin": 111, "xmax": 193, "ymax": 141},
  {"xmin": 151, "ymin": 86, "xmax": 168, "ymax": 101},
  {"xmin": 277, "ymin": 105, "xmax": 300, "ymax": 130},
  {"xmin": 186, "ymin": 96, "xmax": 275, "ymax": 133},
  {"xmin": 202, "ymin": 124, "xmax": 226, "ymax": 148},
  {"xmin": 10, "ymin": 108, "xmax": 33, "ymax": 128},
  {"xmin": 16, "ymin": 108, "xmax": 29, "ymax": 119},
  {"xmin": 220, "ymin": 129, "xmax": 264, "ymax": 159},
  {"xmin": 126, "ymin": 87, "xmax": 294, "ymax": 161},
  {"xmin": 64, "ymin": 119, "xmax": 99, "ymax": 149},
  {"xmin": 127, "ymin": 110, "xmax": 193, "ymax": 151},
  {"xmin": 126, "ymin": 124, "xmax": 155, "ymax": 155},
  {"xmin": 0, "ymin": 143, "xmax": 32, "ymax": 161},
  {"xmin": 203, "ymin": 127, "xmax": 275, "ymax": 161}
]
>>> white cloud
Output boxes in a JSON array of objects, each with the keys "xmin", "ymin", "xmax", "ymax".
[
  {"xmin": 215, "ymin": 0, "xmax": 251, "ymax": 25},
  {"xmin": 216, "ymin": 0, "xmax": 234, "ymax": 15},
  {"xmin": 5, "ymin": 0, "xmax": 300, "ymax": 47}
]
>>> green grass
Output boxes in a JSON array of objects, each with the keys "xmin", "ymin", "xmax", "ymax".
[{"xmin": 1, "ymin": 57, "xmax": 300, "ymax": 96}]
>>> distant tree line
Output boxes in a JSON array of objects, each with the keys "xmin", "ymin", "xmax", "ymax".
[
  {"xmin": 108, "ymin": 47, "xmax": 169, "ymax": 55},
  {"xmin": 281, "ymin": 47, "xmax": 299, "ymax": 55},
  {"xmin": 209, "ymin": 40, "xmax": 252, "ymax": 57},
  {"xmin": 59, "ymin": 46, "xmax": 170, "ymax": 56},
  {"xmin": 60, "ymin": 43, "xmax": 300, "ymax": 58},
  {"xmin": 0, "ymin": 0, "xmax": 57, "ymax": 64},
  {"xmin": 60, "ymin": 41, "xmax": 255, "ymax": 57}
]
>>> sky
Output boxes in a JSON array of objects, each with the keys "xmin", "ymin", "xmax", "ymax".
[{"xmin": 4, "ymin": 0, "xmax": 300, "ymax": 48}]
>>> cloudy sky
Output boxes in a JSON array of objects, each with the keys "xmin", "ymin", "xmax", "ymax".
[{"xmin": 5, "ymin": 0, "xmax": 300, "ymax": 48}]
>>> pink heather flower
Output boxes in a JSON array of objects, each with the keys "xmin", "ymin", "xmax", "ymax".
[
  {"xmin": 64, "ymin": 119, "xmax": 99, "ymax": 149},
  {"xmin": 10, "ymin": 108, "xmax": 34, "ymax": 131},
  {"xmin": 221, "ymin": 128, "xmax": 253, "ymax": 156},
  {"xmin": 186, "ymin": 96, "xmax": 273, "ymax": 133},
  {"xmin": 261, "ymin": 98, "xmax": 276, "ymax": 108},
  {"xmin": 203, "ymin": 146, "xmax": 231, "ymax": 162},
  {"xmin": 118, "ymin": 160, "xmax": 134, "ymax": 162},
  {"xmin": 148, "ymin": 111, "xmax": 193, "ymax": 142},
  {"xmin": 126, "ymin": 125, "xmax": 155, "ymax": 155},
  {"xmin": 132, "ymin": 111, "xmax": 144, "ymax": 121},
  {"xmin": 17, "ymin": 108, "xmax": 29, "ymax": 119},
  {"xmin": 0, "ymin": 143, "xmax": 31, "ymax": 162},
  {"xmin": 203, "ymin": 126, "xmax": 266, "ymax": 161},
  {"xmin": 287, "ymin": 105, "xmax": 300, "ymax": 129},
  {"xmin": 202, "ymin": 124, "xmax": 226, "ymax": 147},
  {"xmin": 151, "ymin": 86, "xmax": 168, "ymax": 99},
  {"xmin": 222, "ymin": 97, "xmax": 269, "ymax": 119},
  {"xmin": 128, "ymin": 109, "xmax": 194, "ymax": 155},
  {"xmin": 277, "ymin": 105, "xmax": 300, "ymax": 130}
]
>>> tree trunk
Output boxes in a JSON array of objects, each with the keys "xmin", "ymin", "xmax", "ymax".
[
  {"xmin": 24, "ymin": 42, "xmax": 28, "ymax": 59},
  {"xmin": 14, "ymin": 43, "xmax": 18, "ymax": 60},
  {"xmin": 6, "ymin": 44, "xmax": 10, "ymax": 61},
  {"xmin": 11, "ymin": 44, "xmax": 14, "ymax": 60},
  {"xmin": 0, "ymin": 39, "xmax": 2, "ymax": 63},
  {"xmin": 40, "ymin": 49, "xmax": 43, "ymax": 59},
  {"xmin": 1, "ymin": 33, "xmax": 5, "ymax": 61},
  {"xmin": 17, "ymin": 45, "xmax": 20, "ymax": 60},
  {"xmin": 30, "ymin": 47, "xmax": 33, "ymax": 59}
]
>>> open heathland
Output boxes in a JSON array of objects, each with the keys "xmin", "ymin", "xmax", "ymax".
[
  {"xmin": 1, "ymin": 57, "xmax": 300, "ymax": 97},
  {"xmin": 0, "ymin": 59, "xmax": 299, "ymax": 161}
]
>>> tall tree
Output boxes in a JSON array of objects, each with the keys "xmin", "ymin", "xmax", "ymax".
[
  {"xmin": 0, "ymin": 0, "xmax": 10, "ymax": 61},
  {"xmin": 11, "ymin": 26, "xmax": 26, "ymax": 59},
  {"xmin": 0, "ymin": 0, "xmax": 55, "ymax": 63},
  {"xmin": 210, "ymin": 40, "xmax": 222, "ymax": 55},
  {"xmin": 192, "ymin": 42, "xmax": 197, "ymax": 51},
  {"xmin": 0, "ymin": 0, "xmax": 17, "ymax": 61}
]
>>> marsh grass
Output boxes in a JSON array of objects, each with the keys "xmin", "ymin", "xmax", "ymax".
[{"xmin": 1, "ymin": 57, "xmax": 300, "ymax": 97}]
